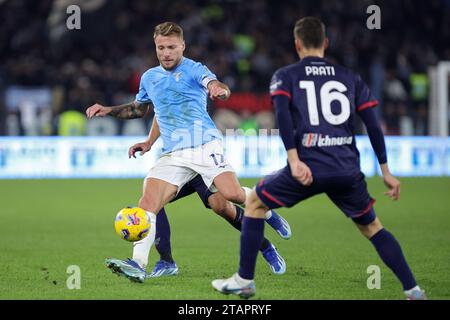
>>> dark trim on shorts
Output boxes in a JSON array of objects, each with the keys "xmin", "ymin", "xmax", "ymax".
[
  {"xmin": 256, "ymin": 179, "xmax": 286, "ymax": 209},
  {"xmin": 353, "ymin": 198, "xmax": 376, "ymax": 218}
]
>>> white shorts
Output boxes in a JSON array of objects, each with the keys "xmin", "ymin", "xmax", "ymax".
[{"xmin": 145, "ymin": 139, "xmax": 235, "ymax": 192}]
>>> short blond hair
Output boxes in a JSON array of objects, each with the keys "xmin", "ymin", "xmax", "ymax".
[{"xmin": 153, "ymin": 22, "xmax": 184, "ymax": 40}]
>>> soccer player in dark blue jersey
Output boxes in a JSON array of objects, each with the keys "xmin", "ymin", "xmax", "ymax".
[{"xmin": 212, "ymin": 17, "xmax": 425, "ymax": 300}]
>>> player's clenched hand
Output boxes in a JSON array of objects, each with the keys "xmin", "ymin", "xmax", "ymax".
[
  {"xmin": 86, "ymin": 103, "xmax": 110, "ymax": 119},
  {"xmin": 128, "ymin": 142, "xmax": 151, "ymax": 159},
  {"xmin": 383, "ymin": 173, "xmax": 400, "ymax": 200},
  {"xmin": 290, "ymin": 160, "xmax": 313, "ymax": 186},
  {"xmin": 208, "ymin": 82, "xmax": 230, "ymax": 101}
]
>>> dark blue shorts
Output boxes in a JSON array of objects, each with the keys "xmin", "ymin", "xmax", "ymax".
[
  {"xmin": 170, "ymin": 174, "xmax": 213, "ymax": 208},
  {"xmin": 255, "ymin": 166, "xmax": 376, "ymax": 224}
]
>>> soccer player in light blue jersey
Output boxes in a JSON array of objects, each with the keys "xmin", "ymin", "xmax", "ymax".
[{"xmin": 86, "ymin": 22, "xmax": 291, "ymax": 283}]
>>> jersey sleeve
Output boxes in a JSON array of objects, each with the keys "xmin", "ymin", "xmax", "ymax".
[
  {"xmin": 273, "ymin": 95, "xmax": 296, "ymax": 151},
  {"xmin": 193, "ymin": 62, "xmax": 217, "ymax": 89},
  {"xmin": 270, "ymin": 69, "xmax": 292, "ymax": 100},
  {"xmin": 135, "ymin": 72, "xmax": 152, "ymax": 103},
  {"xmin": 270, "ymin": 68, "xmax": 295, "ymax": 150},
  {"xmin": 355, "ymin": 74, "xmax": 378, "ymax": 112},
  {"xmin": 355, "ymin": 74, "xmax": 387, "ymax": 164}
]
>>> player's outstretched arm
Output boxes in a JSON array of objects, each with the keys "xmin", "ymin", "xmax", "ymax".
[
  {"xmin": 207, "ymin": 80, "xmax": 231, "ymax": 101},
  {"xmin": 128, "ymin": 116, "xmax": 160, "ymax": 158},
  {"xmin": 272, "ymin": 94, "xmax": 313, "ymax": 186},
  {"xmin": 358, "ymin": 106, "xmax": 400, "ymax": 200},
  {"xmin": 86, "ymin": 101, "xmax": 150, "ymax": 120}
]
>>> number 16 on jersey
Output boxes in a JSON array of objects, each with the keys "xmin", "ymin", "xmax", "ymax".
[{"xmin": 299, "ymin": 80, "xmax": 351, "ymax": 126}]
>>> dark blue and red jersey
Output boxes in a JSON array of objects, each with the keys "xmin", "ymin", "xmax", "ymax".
[{"xmin": 270, "ymin": 56, "xmax": 384, "ymax": 177}]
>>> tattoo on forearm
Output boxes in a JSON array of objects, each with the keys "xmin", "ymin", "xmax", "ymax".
[{"xmin": 109, "ymin": 101, "xmax": 150, "ymax": 119}]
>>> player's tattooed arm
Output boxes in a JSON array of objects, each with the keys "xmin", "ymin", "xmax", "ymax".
[
  {"xmin": 86, "ymin": 101, "xmax": 151, "ymax": 119},
  {"xmin": 108, "ymin": 101, "xmax": 150, "ymax": 119}
]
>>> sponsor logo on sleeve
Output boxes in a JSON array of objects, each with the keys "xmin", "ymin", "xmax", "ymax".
[{"xmin": 270, "ymin": 78, "xmax": 282, "ymax": 94}]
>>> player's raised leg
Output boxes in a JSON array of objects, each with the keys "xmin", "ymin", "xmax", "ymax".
[
  {"xmin": 192, "ymin": 138, "xmax": 252, "ymax": 207},
  {"xmin": 206, "ymin": 183, "xmax": 290, "ymax": 241},
  {"xmin": 212, "ymin": 171, "xmax": 249, "ymax": 206},
  {"xmin": 202, "ymin": 142, "xmax": 291, "ymax": 241},
  {"xmin": 353, "ymin": 213, "xmax": 426, "ymax": 300},
  {"xmin": 150, "ymin": 176, "xmax": 287, "ymax": 277}
]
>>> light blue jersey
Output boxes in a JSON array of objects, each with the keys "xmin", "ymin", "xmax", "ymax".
[{"xmin": 135, "ymin": 57, "xmax": 222, "ymax": 154}]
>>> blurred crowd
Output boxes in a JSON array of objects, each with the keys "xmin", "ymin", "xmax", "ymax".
[{"xmin": 1, "ymin": 0, "xmax": 450, "ymax": 136}]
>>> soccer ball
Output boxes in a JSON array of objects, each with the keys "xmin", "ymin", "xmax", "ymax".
[{"xmin": 114, "ymin": 207, "xmax": 151, "ymax": 242}]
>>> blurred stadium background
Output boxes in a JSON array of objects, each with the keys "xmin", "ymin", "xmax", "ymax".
[
  {"xmin": 0, "ymin": 0, "xmax": 450, "ymax": 178},
  {"xmin": 0, "ymin": 0, "xmax": 450, "ymax": 300}
]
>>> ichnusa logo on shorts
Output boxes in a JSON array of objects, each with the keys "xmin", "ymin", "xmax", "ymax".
[{"xmin": 302, "ymin": 133, "xmax": 353, "ymax": 148}]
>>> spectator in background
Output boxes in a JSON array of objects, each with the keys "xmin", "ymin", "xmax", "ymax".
[
  {"xmin": 383, "ymin": 70, "xmax": 410, "ymax": 135},
  {"xmin": 239, "ymin": 110, "xmax": 258, "ymax": 136},
  {"xmin": 409, "ymin": 73, "xmax": 430, "ymax": 135}
]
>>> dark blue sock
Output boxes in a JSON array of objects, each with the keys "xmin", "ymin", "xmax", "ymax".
[
  {"xmin": 370, "ymin": 229, "xmax": 417, "ymax": 290},
  {"xmin": 224, "ymin": 205, "xmax": 244, "ymax": 231},
  {"xmin": 229, "ymin": 206, "xmax": 270, "ymax": 251},
  {"xmin": 155, "ymin": 208, "xmax": 173, "ymax": 263},
  {"xmin": 233, "ymin": 205, "xmax": 244, "ymax": 225},
  {"xmin": 238, "ymin": 216, "xmax": 264, "ymax": 280}
]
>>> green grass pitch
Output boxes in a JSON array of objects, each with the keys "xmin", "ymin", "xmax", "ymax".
[{"xmin": 0, "ymin": 177, "xmax": 449, "ymax": 300}]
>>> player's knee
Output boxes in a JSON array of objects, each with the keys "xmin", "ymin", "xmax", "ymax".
[
  {"xmin": 245, "ymin": 190, "xmax": 266, "ymax": 218},
  {"xmin": 248, "ymin": 189, "xmax": 262, "ymax": 205},
  {"xmin": 138, "ymin": 194, "xmax": 158, "ymax": 213},
  {"xmin": 208, "ymin": 194, "xmax": 230, "ymax": 218},
  {"xmin": 220, "ymin": 188, "xmax": 245, "ymax": 205},
  {"xmin": 356, "ymin": 217, "xmax": 383, "ymax": 239}
]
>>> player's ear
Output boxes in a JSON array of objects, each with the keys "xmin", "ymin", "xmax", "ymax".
[
  {"xmin": 323, "ymin": 38, "xmax": 329, "ymax": 51},
  {"xmin": 295, "ymin": 38, "xmax": 302, "ymax": 53},
  {"xmin": 181, "ymin": 40, "xmax": 186, "ymax": 51}
]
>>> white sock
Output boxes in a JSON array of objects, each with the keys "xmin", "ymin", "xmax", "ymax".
[
  {"xmin": 234, "ymin": 273, "xmax": 253, "ymax": 285},
  {"xmin": 132, "ymin": 211, "xmax": 157, "ymax": 269},
  {"xmin": 404, "ymin": 285, "xmax": 421, "ymax": 295},
  {"xmin": 264, "ymin": 210, "xmax": 272, "ymax": 220}
]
